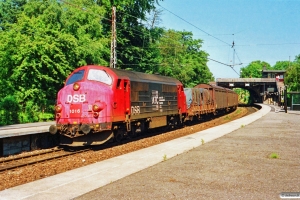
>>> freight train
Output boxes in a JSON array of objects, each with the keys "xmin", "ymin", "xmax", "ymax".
[{"xmin": 49, "ymin": 65, "xmax": 238, "ymax": 146}]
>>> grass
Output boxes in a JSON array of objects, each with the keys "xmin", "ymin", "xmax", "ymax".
[
  {"xmin": 269, "ymin": 152, "xmax": 280, "ymax": 159},
  {"xmin": 201, "ymin": 138, "xmax": 205, "ymax": 145},
  {"xmin": 224, "ymin": 115, "xmax": 231, "ymax": 120},
  {"xmin": 39, "ymin": 113, "xmax": 54, "ymax": 121},
  {"xmin": 163, "ymin": 154, "xmax": 167, "ymax": 161}
]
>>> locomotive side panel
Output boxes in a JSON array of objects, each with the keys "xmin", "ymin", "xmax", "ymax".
[
  {"xmin": 130, "ymin": 81, "xmax": 178, "ymax": 120},
  {"xmin": 112, "ymin": 79, "xmax": 130, "ymax": 122}
]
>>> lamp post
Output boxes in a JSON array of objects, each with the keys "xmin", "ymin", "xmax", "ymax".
[{"xmin": 284, "ymin": 85, "xmax": 288, "ymax": 113}]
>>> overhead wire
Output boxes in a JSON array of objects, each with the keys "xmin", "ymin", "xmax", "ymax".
[
  {"xmin": 158, "ymin": 5, "xmax": 232, "ymax": 47},
  {"xmin": 158, "ymin": 4, "xmax": 246, "ymax": 76}
]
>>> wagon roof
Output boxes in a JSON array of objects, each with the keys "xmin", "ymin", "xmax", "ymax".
[
  {"xmin": 194, "ymin": 83, "xmax": 225, "ymax": 89},
  {"xmin": 194, "ymin": 83, "xmax": 236, "ymax": 92}
]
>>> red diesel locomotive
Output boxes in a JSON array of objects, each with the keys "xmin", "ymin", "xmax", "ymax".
[
  {"xmin": 49, "ymin": 65, "xmax": 238, "ymax": 146},
  {"xmin": 49, "ymin": 65, "xmax": 187, "ymax": 146}
]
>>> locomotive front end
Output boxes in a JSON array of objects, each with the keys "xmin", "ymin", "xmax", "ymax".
[{"xmin": 49, "ymin": 66, "xmax": 114, "ymax": 146}]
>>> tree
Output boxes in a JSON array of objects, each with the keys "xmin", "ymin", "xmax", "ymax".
[
  {"xmin": 94, "ymin": 0, "xmax": 164, "ymax": 71},
  {"xmin": 157, "ymin": 30, "xmax": 213, "ymax": 87},
  {"xmin": 233, "ymin": 88, "xmax": 250, "ymax": 104},
  {"xmin": 0, "ymin": 95, "xmax": 20, "ymax": 125},
  {"xmin": 273, "ymin": 61, "xmax": 290, "ymax": 70},
  {"xmin": 0, "ymin": 0, "xmax": 27, "ymax": 30},
  {"xmin": 0, "ymin": 0, "xmax": 110, "ymax": 123},
  {"xmin": 240, "ymin": 61, "xmax": 271, "ymax": 78},
  {"xmin": 285, "ymin": 56, "xmax": 300, "ymax": 91}
]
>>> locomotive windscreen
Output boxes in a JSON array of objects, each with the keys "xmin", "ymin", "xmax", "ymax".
[
  {"xmin": 66, "ymin": 70, "xmax": 85, "ymax": 85},
  {"xmin": 87, "ymin": 69, "xmax": 112, "ymax": 85}
]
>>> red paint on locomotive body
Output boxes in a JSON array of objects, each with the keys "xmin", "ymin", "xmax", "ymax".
[
  {"xmin": 50, "ymin": 65, "xmax": 187, "ymax": 145},
  {"xmin": 57, "ymin": 79, "xmax": 113, "ymax": 125},
  {"xmin": 52, "ymin": 66, "xmax": 117, "ymax": 144}
]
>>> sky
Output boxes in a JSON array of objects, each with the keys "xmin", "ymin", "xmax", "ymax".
[{"xmin": 156, "ymin": 0, "xmax": 300, "ymax": 79}]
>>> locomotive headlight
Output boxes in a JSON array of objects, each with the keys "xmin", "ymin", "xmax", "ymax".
[
  {"xmin": 73, "ymin": 82, "xmax": 80, "ymax": 91},
  {"xmin": 55, "ymin": 105, "xmax": 62, "ymax": 113},
  {"xmin": 92, "ymin": 102, "xmax": 105, "ymax": 112},
  {"xmin": 93, "ymin": 104, "xmax": 100, "ymax": 112}
]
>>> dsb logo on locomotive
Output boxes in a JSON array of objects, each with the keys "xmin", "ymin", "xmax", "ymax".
[{"xmin": 67, "ymin": 94, "xmax": 86, "ymax": 103}]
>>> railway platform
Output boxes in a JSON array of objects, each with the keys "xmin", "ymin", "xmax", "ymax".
[
  {"xmin": 0, "ymin": 104, "xmax": 299, "ymax": 199},
  {"xmin": 0, "ymin": 122, "xmax": 57, "ymax": 156},
  {"xmin": 0, "ymin": 122, "xmax": 54, "ymax": 139}
]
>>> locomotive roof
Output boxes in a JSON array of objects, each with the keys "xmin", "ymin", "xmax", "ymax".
[{"xmin": 84, "ymin": 65, "xmax": 182, "ymax": 85}]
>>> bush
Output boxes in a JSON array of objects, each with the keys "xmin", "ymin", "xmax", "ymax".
[
  {"xmin": 25, "ymin": 101, "xmax": 40, "ymax": 122},
  {"xmin": 0, "ymin": 95, "xmax": 20, "ymax": 125}
]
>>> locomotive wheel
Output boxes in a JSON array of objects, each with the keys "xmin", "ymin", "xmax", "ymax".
[
  {"xmin": 114, "ymin": 130, "xmax": 124, "ymax": 143},
  {"xmin": 128, "ymin": 125, "xmax": 138, "ymax": 139}
]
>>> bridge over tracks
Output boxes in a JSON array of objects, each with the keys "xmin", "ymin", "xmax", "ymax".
[{"xmin": 216, "ymin": 78, "xmax": 284, "ymax": 103}]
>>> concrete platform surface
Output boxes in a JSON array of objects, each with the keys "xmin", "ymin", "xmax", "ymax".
[
  {"xmin": 0, "ymin": 105, "xmax": 275, "ymax": 199},
  {"xmin": 0, "ymin": 122, "xmax": 55, "ymax": 138}
]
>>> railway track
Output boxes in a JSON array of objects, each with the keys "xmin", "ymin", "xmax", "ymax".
[
  {"xmin": 0, "ymin": 147, "xmax": 90, "ymax": 173},
  {"xmin": 0, "ymin": 106, "xmax": 257, "ymax": 190},
  {"xmin": 244, "ymin": 106, "xmax": 258, "ymax": 115},
  {"xmin": 0, "ymin": 106, "xmax": 257, "ymax": 174}
]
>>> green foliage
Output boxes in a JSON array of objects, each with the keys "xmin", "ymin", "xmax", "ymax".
[
  {"xmin": 233, "ymin": 88, "xmax": 250, "ymax": 104},
  {"xmin": 273, "ymin": 61, "xmax": 290, "ymax": 70},
  {"xmin": 284, "ymin": 55, "xmax": 300, "ymax": 92},
  {"xmin": 157, "ymin": 30, "xmax": 213, "ymax": 87},
  {"xmin": 97, "ymin": 0, "xmax": 163, "ymax": 71},
  {"xmin": 25, "ymin": 101, "xmax": 39, "ymax": 122},
  {"xmin": 224, "ymin": 115, "xmax": 231, "ymax": 120},
  {"xmin": 163, "ymin": 154, "xmax": 167, "ymax": 161},
  {"xmin": 240, "ymin": 60, "xmax": 271, "ymax": 78},
  {"xmin": 0, "ymin": 0, "xmax": 110, "ymax": 124},
  {"xmin": 0, "ymin": 0, "xmax": 27, "ymax": 30},
  {"xmin": 0, "ymin": 95, "xmax": 20, "ymax": 125},
  {"xmin": 269, "ymin": 152, "xmax": 279, "ymax": 159}
]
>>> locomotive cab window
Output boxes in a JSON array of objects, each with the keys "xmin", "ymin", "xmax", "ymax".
[
  {"xmin": 87, "ymin": 69, "xmax": 112, "ymax": 85},
  {"xmin": 66, "ymin": 70, "xmax": 85, "ymax": 85}
]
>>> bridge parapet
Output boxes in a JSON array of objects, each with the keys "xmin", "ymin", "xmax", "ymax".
[{"xmin": 216, "ymin": 78, "xmax": 276, "ymax": 83}]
